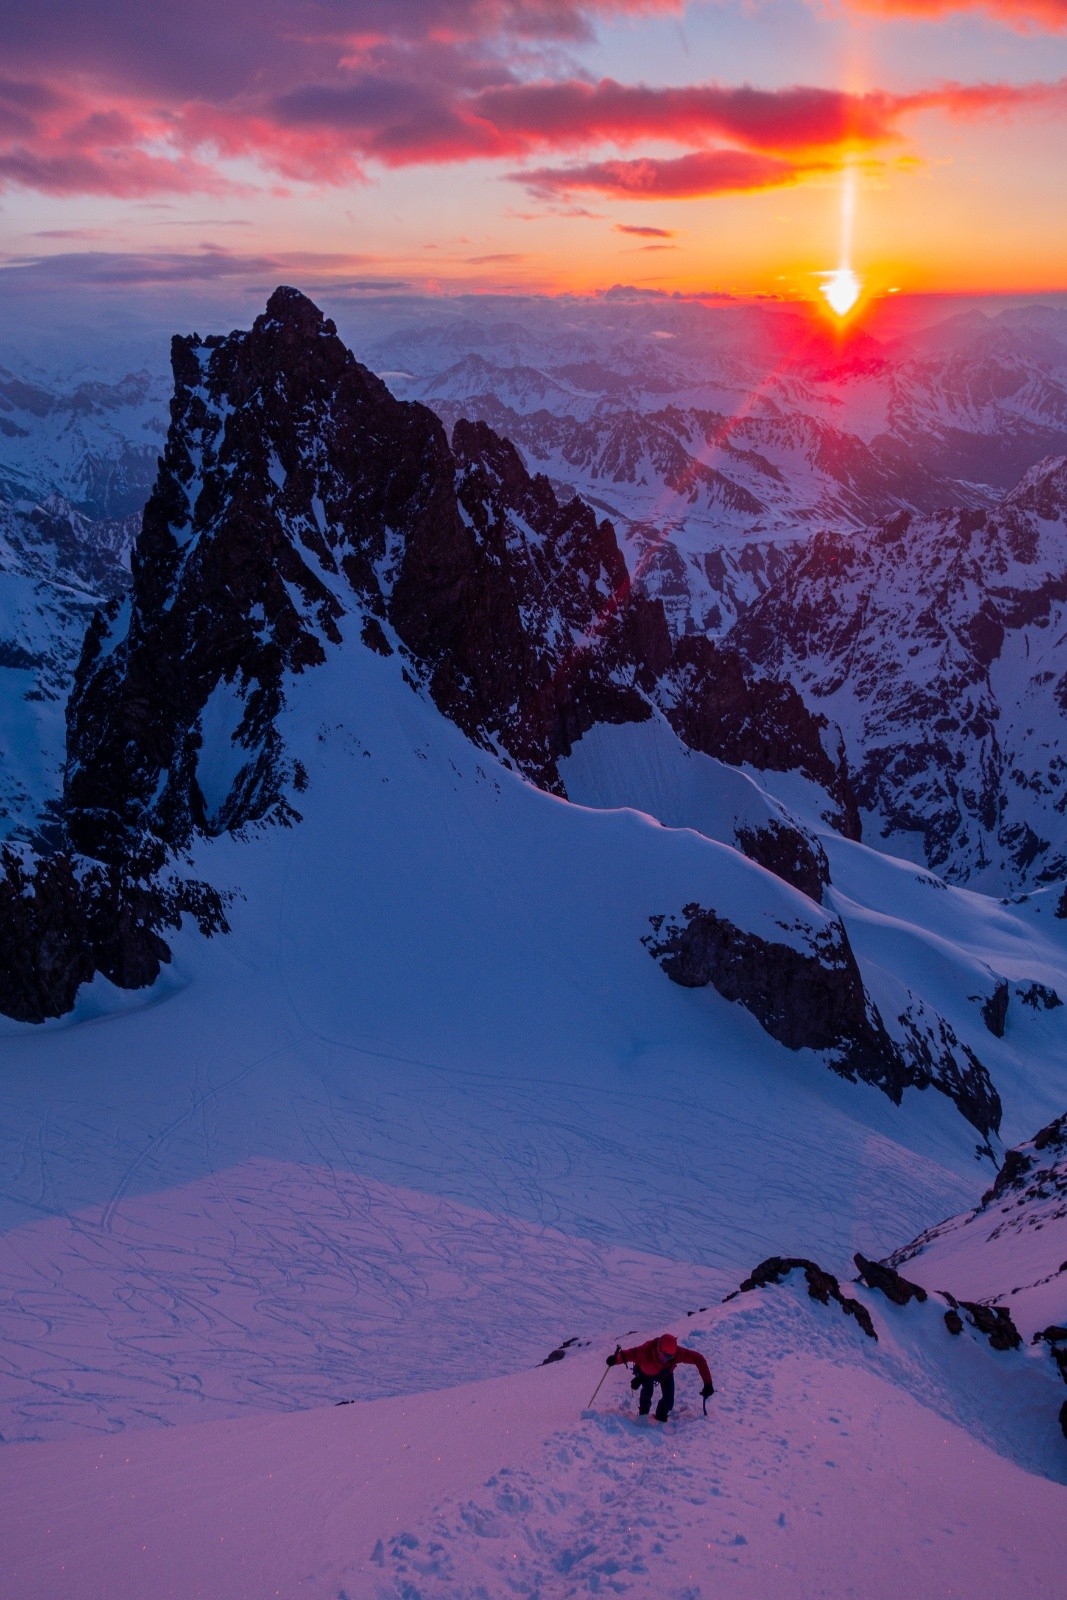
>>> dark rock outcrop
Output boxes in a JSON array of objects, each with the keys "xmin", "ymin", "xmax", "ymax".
[
  {"xmin": 1033, "ymin": 1325, "xmax": 1067, "ymax": 1390},
  {"xmin": 1016, "ymin": 982, "xmax": 1062, "ymax": 1010},
  {"xmin": 980, "ymin": 980, "xmax": 1009, "ymax": 1038},
  {"xmin": 0, "ymin": 842, "xmax": 226, "ymax": 1024},
  {"xmin": 893, "ymin": 1004, "xmax": 1001, "ymax": 1142},
  {"xmin": 853, "ymin": 1253, "xmax": 928, "ymax": 1307},
  {"xmin": 643, "ymin": 899, "xmax": 1000, "ymax": 1133},
  {"xmin": 980, "ymin": 1112, "xmax": 1067, "ymax": 1206},
  {"xmin": 957, "ymin": 1301, "xmax": 1023, "ymax": 1352},
  {"xmin": 728, "ymin": 1255, "xmax": 877, "ymax": 1340},
  {"xmin": 734, "ymin": 821, "xmax": 829, "ymax": 904},
  {"xmin": 644, "ymin": 900, "xmax": 904, "ymax": 1095}
]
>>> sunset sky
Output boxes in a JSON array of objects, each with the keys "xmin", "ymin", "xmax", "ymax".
[{"xmin": 1, "ymin": 0, "xmax": 1065, "ymax": 310}]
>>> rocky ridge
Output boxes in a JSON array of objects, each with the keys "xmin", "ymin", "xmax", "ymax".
[
  {"xmin": 722, "ymin": 462, "xmax": 1067, "ymax": 892},
  {"xmin": 2, "ymin": 288, "xmax": 849, "ymax": 1025}
]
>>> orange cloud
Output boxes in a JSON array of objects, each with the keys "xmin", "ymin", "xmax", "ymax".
[
  {"xmin": 516, "ymin": 148, "xmax": 825, "ymax": 199},
  {"xmin": 845, "ymin": 0, "xmax": 1067, "ymax": 29}
]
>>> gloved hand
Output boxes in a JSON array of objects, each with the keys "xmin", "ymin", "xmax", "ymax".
[
  {"xmin": 606, "ymin": 1344, "xmax": 624, "ymax": 1366},
  {"xmin": 701, "ymin": 1381, "xmax": 715, "ymax": 1398}
]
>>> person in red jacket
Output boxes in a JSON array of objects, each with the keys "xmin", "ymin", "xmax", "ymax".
[{"xmin": 607, "ymin": 1332, "xmax": 714, "ymax": 1421}]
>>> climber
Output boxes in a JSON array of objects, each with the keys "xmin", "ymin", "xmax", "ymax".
[{"xmin": 606, "ymin": 1332, "xmax": 714, "ymax": 1421}]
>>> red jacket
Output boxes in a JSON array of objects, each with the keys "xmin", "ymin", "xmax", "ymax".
[{"xmin": 620, "ymin": 1337, "xmax": 712, "ymax": 1386}]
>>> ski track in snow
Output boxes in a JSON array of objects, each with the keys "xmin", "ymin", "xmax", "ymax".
[
  {"xmin": 0, "ymin": 1161, "xmax": 727, "ymax": 1442},
  {"xmin": 5, "ymin": 1279, "xmax": 1064, "ymax": 1600}
]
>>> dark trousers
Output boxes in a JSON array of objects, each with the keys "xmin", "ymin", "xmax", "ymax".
[{"xmin": 636, "ymin": 1367, "xmax": 674, "ymax": 1420}]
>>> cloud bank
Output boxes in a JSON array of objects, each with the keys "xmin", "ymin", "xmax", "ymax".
[{"xmin": 1, "ymin": 0, "xmax": 1063, "ymax": 201}]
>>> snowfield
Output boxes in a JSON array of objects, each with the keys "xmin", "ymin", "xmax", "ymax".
[
  {"xmin": 4, "ymin": 1275, "xmax": 1065, "ymax": 1600},
  {"xmin": 2, "ymin": 624, "xmax": 1065, "ymax": 1595}
]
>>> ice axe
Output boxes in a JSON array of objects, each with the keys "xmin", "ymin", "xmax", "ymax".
[{"xmin": 586, "ymin": 1346, "xmax": 623, "ymax": 1410}]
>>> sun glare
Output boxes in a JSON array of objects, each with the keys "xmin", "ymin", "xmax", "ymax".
[
  {"xmin": 822, "ymin": 268, "xmax": 861, "ymax": 319},
  {"xmin": 819, "ymin": 163, "xmax": 862, "ymax": 319}
]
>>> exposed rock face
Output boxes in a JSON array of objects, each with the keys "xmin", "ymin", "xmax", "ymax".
[
  {"xmin": 643, "ymin": 900, "xmax": 1001, "ymax": 1133},
  {"xmin": 939, "ymin": 1290, "xmax": 1023, "ymax": 1351},
  {"xmin": 893, "ymin": 1004, "xmax": 1001, "ymax": 1141},
  {"xmin": 645, "ymin": 899, "xmax": 900, "ymax": 1084},
  {"xmin": 853, "ymin": 1253, "xmax": 928, "ymax": 1307},
  {"xmin": 980, "ymin": 980, "xmax": 1009, "ymax": 1038},
  {"xmin": 0, "ymin": 841, "xmax": 225, "ymax": 1024},
  {"xmin": 734, "ymin": 821, "xmax": 829, "ymax": 905},
  {"xmin": 656, "ymin": 635, "xmax": 859, "ymax": 837},
  {"xmin": 979, "ymin": 1111, "xmax": 1067, "ymax": 1209},
  {"xmin": 957, "ymin": 1300, "xmax": 1023, "ymax": 1352},
  {"xmin": 1016, "ymin": 982, "xmax": 1062, "ymax": 1011},
  {"xmin": 727, "ymin": 1256, "xmax": 878, "ymax": 1340},
  {"xmin": 435, "ymin": 416, "xmax": 665, "ymax": 788},
  {"xmin": 66, "ymin": 288, "xmax": 420, "ymax": 857}
]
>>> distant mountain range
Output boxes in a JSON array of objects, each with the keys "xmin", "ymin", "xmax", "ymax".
[{"xmin": 5, "ymin": 294, "xmax": 1067, "ymax": 890}]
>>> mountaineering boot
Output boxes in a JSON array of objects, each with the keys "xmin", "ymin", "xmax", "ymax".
[{"xmin": 654, "ymin": 1398, "xmax": 671, "ymax": 1422}]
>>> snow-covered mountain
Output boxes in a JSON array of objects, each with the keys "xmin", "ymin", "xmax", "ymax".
[
  {"xmin": 5, "ymin": 287, "xmax": 1048, "ymax": 1145},
  {"xmin": 0, "ymin": 363, "xmax": 169, "ymax": 518},
  {"xmin": 1, "ymin": 289, "xmax": 1064, "ymax": 1598},
  {"xmin": 373, "ymin": 296, "xmax": 1067, "ymax": 541},
  {"xmin": 7, "ymin": 292, "xmax": 1067, "ymax": 896},
  {"xmin": 0, "ymin": 493, "xmax": 136, "ymax": 839},
  {"xmin": 716, "ymin": 459, "xmax": 1067, "ymax": 892}
]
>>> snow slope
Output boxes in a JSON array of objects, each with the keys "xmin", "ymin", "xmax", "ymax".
[
  {"xmin": 7, "ymin": 626, "xmax": 1061, "ymax": 1450},
  {"xmin": 889, "ymin": 1111, "xmax": 1067, "ymax": 1340},
  {"xmin": 4, "ymin": 1267, "xmax": 1064, "ymax": 1600}
]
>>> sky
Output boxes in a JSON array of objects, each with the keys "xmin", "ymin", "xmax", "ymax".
[{"xmin": 0, "ymin": 0, "xmax": 1065, "ymax": 319}]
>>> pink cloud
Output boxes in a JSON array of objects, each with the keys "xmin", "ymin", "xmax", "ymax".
[
  {"xmin": 1, "ymin": 3, "xmax": 682, "ymax": 100},
  {"xmin": 1, "ymin": 0, "xmax": 1064, "ymax": 203},
  {"xmin": 0, "ymin": 246, "xmax": 401, "ymax": 287},
  {"xmin": 516, "ymin": 148, "xmax": 818, "ymax": 199},
  {"xmin": 467, "ymin": 79, "xmax": 907, "ymax": 154},
  {"xmin": 0, "ymin": 79, "xmax": 235, "ymax": 197}
]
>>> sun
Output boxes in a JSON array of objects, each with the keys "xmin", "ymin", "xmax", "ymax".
[{"xmin": 822, "ymin": 268, "xmax": 861, "ymax": 319}]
